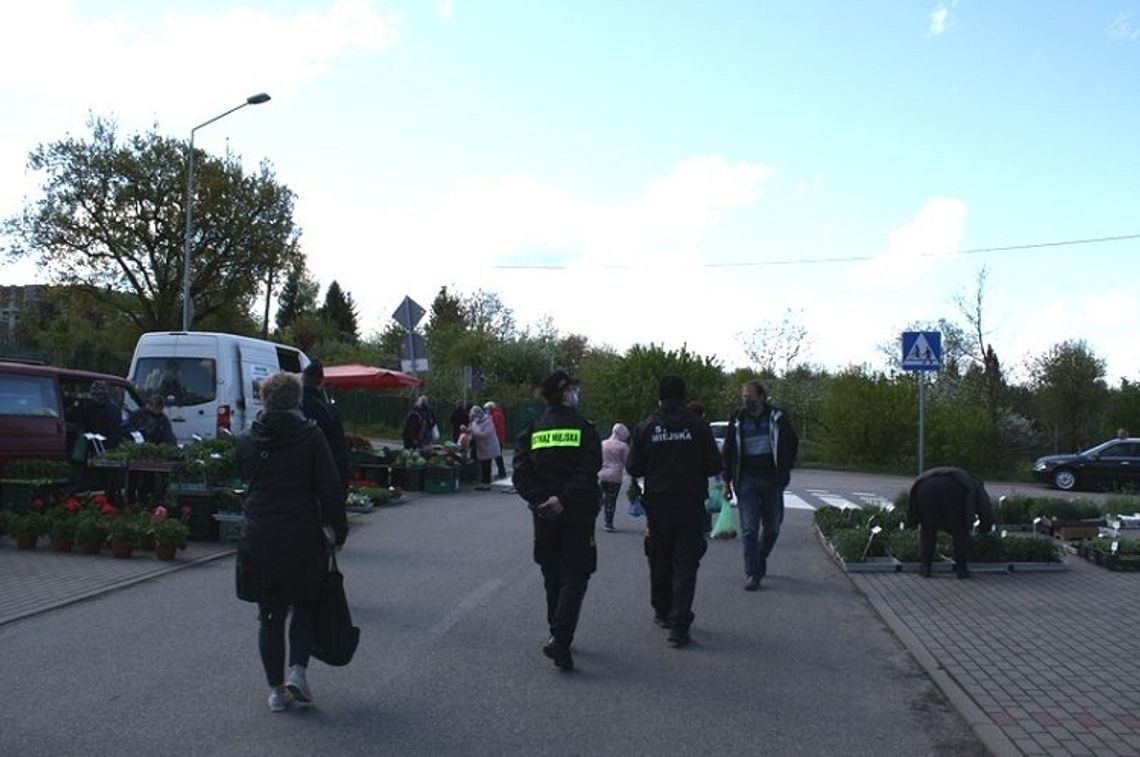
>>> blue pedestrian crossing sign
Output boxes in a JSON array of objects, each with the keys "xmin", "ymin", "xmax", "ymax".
[{"xmin": 901, "ymin": 331, "xmax": 942, "ymax": 371}]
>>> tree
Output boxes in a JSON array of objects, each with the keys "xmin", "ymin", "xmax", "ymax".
[
  {"xmin": 1029, "ymin": 340, "xmax": 1109, "ymax": 452},
  {"xmin": 463, "ymin": 289, "xmax": 515, "ymax": 339},
  {"xmin": 739, "ymin": 308, "xmax": 811, "ymax": 377},
  {"xmin": 587, "ymin": 343, "xmax": 724, "ymax": 429},
  {"xmin": 4, "ymin": 117, "xmax": 299, "ymax": 332},
  {"xmin": 321, "ymin": 280, "xmax": 359, "ymax": 344},
  {"xmin": 274, "ymin": 256, "xmax": 320, "ymax": 332}
]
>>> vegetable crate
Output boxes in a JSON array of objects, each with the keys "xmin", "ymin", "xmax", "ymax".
[{"xmin": 424, "ymin": 468, "xmax": 459, "ymax": 494}]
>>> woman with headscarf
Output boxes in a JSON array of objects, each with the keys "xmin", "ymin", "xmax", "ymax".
[
  {"xmin": 234, "ymin": 371, "xmax": 348, "ymax": 713},
  {"xmin": 468, "ymin": 404, "xmax": 502, "ymax": 491},
  {"xmin": 598, "ymin": 423, "xmax": 630, "ymax": 532}
]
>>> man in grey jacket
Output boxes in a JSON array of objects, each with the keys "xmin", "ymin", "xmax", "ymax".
[{"xmin": 722, "ymin": 381, "xmax": 799, "ymax": 591}]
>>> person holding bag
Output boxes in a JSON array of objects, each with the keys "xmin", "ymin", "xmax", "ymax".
[{"xmin": 235, "ymin": 371, "xmax": 348, "ymax": 713}]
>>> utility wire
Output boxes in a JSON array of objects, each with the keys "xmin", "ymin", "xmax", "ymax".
[{"xmin": 491, "ymin": 233, "xmax": 1140, "ymax": 270}]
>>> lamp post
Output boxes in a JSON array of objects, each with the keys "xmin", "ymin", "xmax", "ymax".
[{"xmin": 181, "ymin": 92, "xmax": 271, "ymax": 331}]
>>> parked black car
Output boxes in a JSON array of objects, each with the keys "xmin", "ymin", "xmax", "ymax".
[{"xmin": 1032, "ymin": 438, "xmax": 1140, "ymax": 492}]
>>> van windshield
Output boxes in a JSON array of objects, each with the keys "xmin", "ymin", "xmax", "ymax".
[{"xmin": 133, "ymin": 358, "xmax": 217, "ymax": 407}]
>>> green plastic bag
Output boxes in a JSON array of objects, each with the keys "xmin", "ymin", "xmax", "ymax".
[
  {"xmin": 705, "ymin": 481, "xmax": 726, "ymax": 514},
  {"xmin": 710, "ymin": 497, "xmax": 737, "ymax": 540}
]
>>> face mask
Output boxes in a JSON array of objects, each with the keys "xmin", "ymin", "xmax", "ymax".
[{"xmin": 568, "ymin": 387, "xmax": 581, "ymax": 407}]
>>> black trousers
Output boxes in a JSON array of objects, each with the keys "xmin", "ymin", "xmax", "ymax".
[
  {"xmin": 644, "ymin": 497, "xmax": 708, "ymax": 631},
  {"xmin": 914, "ymin": 476, "xmax": 971, "ymax": 574},
  {"xmin": 534, "ymin": 515, "xmax": 596, "ymax": 646},
  {"xmin": 257, "ymin": 601, "xmax": 316, "ymax": 687}
]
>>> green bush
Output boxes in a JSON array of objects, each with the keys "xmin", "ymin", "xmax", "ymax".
[{"xmin": 967, "ymin": 532, "xmax": 1007, "ymax": 562}]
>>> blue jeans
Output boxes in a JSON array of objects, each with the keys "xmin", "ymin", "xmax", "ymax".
[{"xmin": 736, "ymin": 472, "xmax": 785, "ymax": 578}]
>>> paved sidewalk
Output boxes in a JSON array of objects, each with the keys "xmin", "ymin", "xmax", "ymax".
[
  {"xmin": 0, "ymin": 538, "xmax": 235, "ymax": 626},
  {"xmin": 852, "ymin": 556, "xmax": 1140, "ymax": 757}
]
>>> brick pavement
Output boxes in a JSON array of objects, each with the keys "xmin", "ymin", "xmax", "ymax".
[
  {"xmin": 0, "ymin": 537, "xmax": 235, "ymax": 626},
  {"xmin": 852, "ymin": 555, "xmax": 1140, "ymax": 757}
]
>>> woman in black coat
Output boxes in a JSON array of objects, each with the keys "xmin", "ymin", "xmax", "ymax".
[{"xmin": 235, "ymin": 371, "xmax": 348, "ymax": 712}]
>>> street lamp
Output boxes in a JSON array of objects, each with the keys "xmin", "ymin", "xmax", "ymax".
[{"xmin": 181, "ymin": 92, "xmax": 271, "ymax": 331}]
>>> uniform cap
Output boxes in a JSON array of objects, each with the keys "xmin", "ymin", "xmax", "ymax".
[{"xmin": 540, "ymin": 370, "xmax": 579, "ymax": 398}]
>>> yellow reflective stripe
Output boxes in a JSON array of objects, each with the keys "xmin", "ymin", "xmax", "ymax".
[{"xmin": 531, "ymin": 428, "xmax": 582, "ymax": 449}]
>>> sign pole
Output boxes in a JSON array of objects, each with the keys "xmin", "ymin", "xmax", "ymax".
[
  {"xmin": 404, "ymin": 299, "xmax": 417, "ymax": 377},
  {"xmin": 918, "ymin": 372, "xmax": 925, "ymax": 475}
]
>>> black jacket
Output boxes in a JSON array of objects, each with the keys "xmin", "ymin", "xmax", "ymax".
[
  {"xmin": 234, "ymin": 410, "xmax": 348, "ymax": 605},
  {"xmin": 512, "ymin": 403, "xmax": 602, "ymax": 523},
  {"xmin": 302, "ymin": 385, "xmax": 350, "ymax": 487},
  {"xmin": 627, "ymin": 401, "xmax": 722, "ymax": 501},
  {"xmin": 722, "ymin": 403, "xmax": 799, "ymax": 489},
  {"xmin": 907, "ymin": 467, "xmax": 994, "ymax": 531}
]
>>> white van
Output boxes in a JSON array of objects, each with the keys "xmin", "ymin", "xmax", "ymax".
[{"xmin": 128, "ymin": 331, "xmax": 309, "ymax": 441}]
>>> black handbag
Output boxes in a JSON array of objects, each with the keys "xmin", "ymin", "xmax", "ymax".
[{"xmin": 311, "ymin": 552, "xmax": 360, "ymax": 666}]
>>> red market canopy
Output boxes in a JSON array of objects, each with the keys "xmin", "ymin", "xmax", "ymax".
[{"xmin": 321, "ymin": 364, "xmax": 423, "ymax": 391}]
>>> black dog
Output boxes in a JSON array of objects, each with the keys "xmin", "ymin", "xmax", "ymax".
[{"xmin": 906, "ymin": 467, "xmax": 994, "ymax": 578}]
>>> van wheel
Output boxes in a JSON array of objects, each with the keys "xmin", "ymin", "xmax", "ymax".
[{"xmin": 1052, "ymin": 468, "xmax": 1078, "ymax": 491}]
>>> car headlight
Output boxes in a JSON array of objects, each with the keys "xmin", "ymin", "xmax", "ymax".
[{"xmin": 1033, "ymin": 461, "xmax": 1047, "ymax": 471}]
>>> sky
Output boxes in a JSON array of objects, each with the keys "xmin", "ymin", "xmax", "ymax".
[{"xmin": 2, "ymin": 1, "xmax": 1139, "ymax": 385}]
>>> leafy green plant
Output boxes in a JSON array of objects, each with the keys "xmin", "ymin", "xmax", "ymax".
[
  {"xmin": 831, "ymin": 528, "xmax": 888, "ymax": 562},
  {"xmin": 7, "ymin": 510, "xmax": 46, "ymax": 539},
  {"xmin": 967, "ymin": 532, "xmax": 1007, "ymax": 563},
  {"xmin": 886, "ymin": 529, "xmax": 923, "ymax": 562},
  {"xmin": 1027, "ymin": 497, "xmax": 1102, "ymax": 522},
  {"xmin": 0, "ymin": 459, "xmax": 73, "ymax": 481},
  {"xmin": 146, "ymin": 506, "xmax": 190, "ymax": 549},
  {"xmin": 107, "ymin": 512, "xmax": 144, "ymax": 545},
  {"xmin": 1103, "ymin": 494, "xmax": 1140, "ymax": 518},
  {"xmin": 1001, "ymin": 535, "xmax": 1062, "ymax": 562},
  {"xmin": 994, "ymin": 495, "xmax": 1034, "ymax": 525},
  {"xmin": 74, "ymin": 511, "xmax": 110, "ymax": 545}
]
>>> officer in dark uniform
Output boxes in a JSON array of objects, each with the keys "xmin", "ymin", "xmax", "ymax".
[
  {"xmin": 627, "ymin": 376, "xmax": 722, "ymax": 647},
  {"xmin": 512, "ymin": 370, "xmax": 603, "ymax": 671}
]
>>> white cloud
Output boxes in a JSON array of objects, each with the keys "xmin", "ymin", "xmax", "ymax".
[
  {"xmin": 0, "ymin": 0, "xmax": 400, "ymax": 122},
  {"xmin": 1108, "ymin": 13, "xmax": 1140, "ymax": 41},
  {"xmin": 439, "ymin": 0, "xmax": 454, "ymax": 21},
  {"xmin": 849, "ymin": 198, "xmax": 967, "ymax": 289},
  {"xmin": 928, "ymin": 3, "xmax": 952, "ymax": 36}
]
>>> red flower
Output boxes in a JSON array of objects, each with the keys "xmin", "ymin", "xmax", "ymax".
[
  {"xmin": 151, "ymin": 505, "xmax": 168, "ymax": 521},
  {"xmin": 100, "ymin": 504, "xmax": 119, "ymax": 516},
  {"xmin": 64, "ymin": 498, "xmax": 81, "ymax": 513},
  {"xmin": 31, "ymin": 498, "xmax": 44, "ymax": 511}
]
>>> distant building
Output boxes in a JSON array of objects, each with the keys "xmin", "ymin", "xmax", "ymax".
[{"xmin": 0, "ymin": 285, "xmax": 46, "ymax": 342}]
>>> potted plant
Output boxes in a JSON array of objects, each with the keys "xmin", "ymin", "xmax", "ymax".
[
  {"xmin": 107, "ymin": 512, "xmax": 143, "ymax": 558},
  {"xmin": 1003, "ymin": 533, "xmax": 1065, "ymax": 571},
  {"xmin": 7, "ymin": 508, "xmax": 46, "ymax": 550},
  {"xmin": 46, "ymin": 496, "xmax": 83, "ymax": 552},
  {"xmin": 1, "ymin": 459, "xmax": 73, "ymax": 508},
  {"xmin": 887, "ymin": 529, "xmax": 953, "ymax": 573},
  {"xmin": 74, "ymin": 510, "xmax": 111, "ymax": 554},
  {"xmin": 146, "ymin": 505, "xmax": 190, "ymax": 561}
]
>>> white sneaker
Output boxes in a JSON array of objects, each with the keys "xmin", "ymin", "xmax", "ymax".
[
  {"xmin": 285, "ymin": 664, "xmax": 313, "ymax": 704},
  {"xmin": 268, "ymin": 686, "xmax": 292, "ymax": 713}
]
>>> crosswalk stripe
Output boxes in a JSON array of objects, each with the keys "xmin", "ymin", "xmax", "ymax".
[
  {"xmin": 785, "ymin": 492, "xmax": 813, "ymax": 511},
  {"xmin": 818, "ymin": 494, "xmax": 861, "ymax": 510}
]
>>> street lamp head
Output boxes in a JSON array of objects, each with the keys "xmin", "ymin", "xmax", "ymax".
[{"xmin": 246, "ymin": 92, "xmax": 271, "ymax": 105}]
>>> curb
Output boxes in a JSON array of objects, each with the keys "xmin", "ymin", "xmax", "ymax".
[{"xmin": 856, "ymin": 578, "xmax": 1021, "ymax": 757}]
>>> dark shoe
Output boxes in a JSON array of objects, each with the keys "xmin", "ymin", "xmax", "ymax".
[
  {"xmin": 542, "ymin": 637, "xmax": 574, "ymax": 671},
  {"xmin": 667, "ymin": 627, "xmax": 691, "ymax": 647},
  {"xmin": 652, "ymin": 615, "xmax": 670, "ymax": 628},
  {"xmin": 603, "ymin": 522, "xmax": 616, "ymax": 533},
  {"xmin": 743, "ymin": 575, "xmax": 761, "ymax": 591}
]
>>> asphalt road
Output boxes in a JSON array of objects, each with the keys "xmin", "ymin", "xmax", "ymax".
[{"xmin": 1, "ymin": 472, "xmax": 991, "ymax": 757}]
